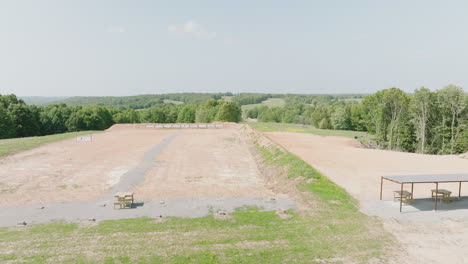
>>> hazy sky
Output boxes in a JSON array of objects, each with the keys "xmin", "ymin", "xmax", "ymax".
[{"xmin": 1, "ymin": 1, "xmax": 468, "ymax": 96}]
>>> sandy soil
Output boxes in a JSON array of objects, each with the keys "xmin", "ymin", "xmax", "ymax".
[
  {"xmin": 265, "ymin": 132, "xmax": 468, "ymax": 264},
  {"xmin": 133, "ymin": 128, "xmax": 276, "ymax": 198},
  {"xmin": 265, "ymin": 132, "xmax": 468, "ymax": 201},
  {"xmin": 0, "ymin": 130, "xmax": 173, "ymax": 205}
]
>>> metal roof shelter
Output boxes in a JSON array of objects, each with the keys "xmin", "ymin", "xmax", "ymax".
[{"xmin": 380, "ymin": 173, "xmax": 468, "ymax": 212}]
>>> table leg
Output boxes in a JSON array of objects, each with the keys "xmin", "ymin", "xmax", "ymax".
[
  {"xmin": 411, "ymin": 183, "xmax": 414, "ymax": 199},
  {"xmin": 400, "ymin": 183, "xmax": 403, "ymax": 212},
  {"xmin": 435, "ymin": 183, "xmax": 438, "ymax": 210},
  {"xmin": 459, "ymin": 182, "xmax": 462, "ymax": 198},
  {"xmin": 380, "ymin": 176, "xmax": 383, "ymax": 200}
]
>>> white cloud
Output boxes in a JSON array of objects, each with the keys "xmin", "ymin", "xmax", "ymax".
[
  {"xmin": 167, "ymin": 24, "xmax": 177, "ymax": 33},
  {"xmin": 168, "ymin": 20, "xmax": 216, "ymax": 39},
  {"xmin": 183, "ymin": 21, "xmax": 200, "ymax": 33},
  {"xmin": 109, "ymin": 26, "xmax": 126, "ymax": 33}
]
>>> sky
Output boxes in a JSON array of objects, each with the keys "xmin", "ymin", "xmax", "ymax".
[{"xmin": 1, "ymin": 0, "xmax": 468, "ymax": 96}]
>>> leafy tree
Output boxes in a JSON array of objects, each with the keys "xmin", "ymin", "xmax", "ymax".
[
  {"xmin": 331, "ymin": 106, "xmax": 352, "ymax": 130},
  {"xmin": 436, "ymin": 85, "xmax": 467, "ymax": 154},
  {"xmin": 65, "ymin": 106, "xmax": 113, "ymax": 131},
  {"xmin": 0, "ymin": 105, "xmax": 15, "ymax": 139},
  {"xmin": 216, "ymin": 102, "xmax": 241, "ymax": 122},
  {"xmin": 141, "ymin": 107, "xmax": 166, "ymax": 123},
  {"xmin": 8, "ymin": 103, "xmax": 41, "ymax": 137},
  {"xmin": 177, "ymin": 105, "xmax": 196, "ymax": 123},
  {"xmin": 410, "ymin": 88, "xmax": 435, "ymax": 153}
]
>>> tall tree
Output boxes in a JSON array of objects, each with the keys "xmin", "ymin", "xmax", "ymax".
[
  {"xmin": 410, "ymin": 88, "xmax": 435, "ymax": 153},
  {"xmin": 437, "ymin": 85, "xmax": 467, "ymax": 154},
  {"xmin": 0, "ymin": 105, "xmax": 15, "ymax": 139},
  {"xmin": 216, "ymin": 102, "xmax": 241, "ymax": 122}
]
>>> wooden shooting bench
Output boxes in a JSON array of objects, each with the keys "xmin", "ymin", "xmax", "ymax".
[
  {"xmin": 114, "ymin": 192, "xmax": 134, "ymax": 209},
  {"xmin": 380, "ymin": 173, "xmax": 468, "ymax": 212}
]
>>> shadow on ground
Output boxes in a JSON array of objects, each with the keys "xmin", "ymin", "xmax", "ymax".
[{"xmin": 404, "ymin": 197, "xmax": 468, "ymax": 212}]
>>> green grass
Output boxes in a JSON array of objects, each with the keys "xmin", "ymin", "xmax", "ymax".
[
  {"xmin": 247, "ymin": 122, "xmax": 372, "ymax": 144},
  {"xmin": 163, "ymin": 99, "xmax": 184, "ymax": 105},
  {"xmin": 241, "ymin": 98, "xmax": 286, "ymax": 112},
  {"xmin": 0, "ymin": 131, "xmax": 102, "ymax": 157},
  {"xmin": 0, "ymin": 135, "xmax": 394, "ymax": 263}
]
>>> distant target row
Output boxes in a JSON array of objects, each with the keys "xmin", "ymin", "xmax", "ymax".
[{"xmin": 144, "ymin": 123, "xmax": 224, "ymax": 129}]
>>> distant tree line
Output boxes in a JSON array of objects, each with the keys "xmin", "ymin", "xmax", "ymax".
[
  {"xmin": 0, "ymin": 95, "xmax": 241, "ymax": 139},
  {"xmin": 247, "ymin": 85, "xmax": 467, "ymax": 154},
  {"xmin": 47, "ymin": 93, "xmax": 236, "ymax": 109}
]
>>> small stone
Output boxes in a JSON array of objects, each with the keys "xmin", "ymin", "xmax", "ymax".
[
  {"xmin": 88, "ymin": 218, "xmax": 96, "ymax": 222},
  {"xmin": 18, "ymin": 221, "xmax": 27, "ymax": 226},
  {"xmin": 39, "ymin": 206, "xmax": 45, "ymax": 209},
  {"xmin": 159, "ymin": 215, "xmax": 163, "ymax": 218},
  {"xmin": 218, "ymin": 210, "xmax": 227, "ymax": 216},
  {"xmin": 159, "ymin": 201, "xmax": 165, "ymax": 204}
]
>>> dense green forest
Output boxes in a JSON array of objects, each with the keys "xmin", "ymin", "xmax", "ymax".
[
  {"xmin": 2, "ymin": 88, "xmax": 466, "ymax": 155},
  {"xmin": 246, "ymin": 85, "xmax": 467, "ymax": 154},
  {"xmin": 0, "ymin": 94, "xmax": 242, "ymax": 139}
]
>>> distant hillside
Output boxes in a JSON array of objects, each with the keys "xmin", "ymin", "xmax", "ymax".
[
  {"xmin": 49, "ymin": 93, "xmax": 233, "ymax": 109},
  {"xmin": 20, "ymin": 96, "xmax": 69, "ymax": 105},
  {"xmin": 30, "ymin": 93, "xmax": 368, "ymax": 110}
]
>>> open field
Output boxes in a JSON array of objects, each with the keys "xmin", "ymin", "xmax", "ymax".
[
  {"xmin": 241, "ymin": 98, "xmax": 286, "ymax": 112},
  {"xmin": 248, "ymin": 122, "xmax": 366, "ymax": 138},
  {"xmin": 0, "ymin": 125, "xmax": 396, "ymax": 263},
  {"xmin": 248, "ymin": 122, "xmax": 370, "ymax": 145},
  {"xmin": 265, "ymin": 131, "xmax": 468, "ymax": 263},
  {"xmin": 163, "ymin": 99, "xmax": 184, "ymax": 105},
  {"xmin": 0, "ymin": 131, "xmax": 101, "ymax": 157}
]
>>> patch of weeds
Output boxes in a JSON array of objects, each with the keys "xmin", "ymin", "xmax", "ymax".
[
  {"xmin": 171, "ymin": 252, "xmax": 219, "ymax": 264},
  {"xmin": 234, "ymin": 205, "xmax": 264, "ymax": 212},
  {"xmin": 0, "ymin": 254, "xmax": 17, "ymax": 261},
  {"xmin": 23, "ymin": 253, "xmax": 51, "ymax": 263},
  {"xmin": 57, "ymin": 184, "xmax": 67, "ymax": 189},
  {"xmin": 30, "ymin": 221, "xmax": 77, "ymax": 234}
]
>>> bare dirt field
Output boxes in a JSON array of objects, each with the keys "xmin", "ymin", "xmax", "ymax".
[
  {"xmin": 0, "ymin": 129, "xmax": 174, "ymax": 205},
  {"xmin": 133, "ymin": 128, "xmax": 276, "ymax": 198},
  {"xmin": 265, "ymin": 132, "xmax": 468, "ymax": 264},
  {"xmin": 0, "ymin": 126, "xmax": 292, "ymax": 226}
]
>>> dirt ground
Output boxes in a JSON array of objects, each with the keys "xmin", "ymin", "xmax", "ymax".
[
  {"xmin": 265, "ymin": 132, "xmax": 468, "ymax": 264},
  {"xmin": 0, "ymin": 130, "xmax": 173, "ymax": 205},
  {"xmin": 0, "ymin": 127, "xmax": 277, "ymax": 207},
  {"xmin": 133, "ymin": 128, "xmax": 276, "ymax": 198}
]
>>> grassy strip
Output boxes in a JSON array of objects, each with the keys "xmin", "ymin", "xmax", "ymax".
[
  {"xmin": 0, "ymin": 131, "xmax": 102, "ymax": 157},
  {"xmin": 248, "ymin": 122, "xmax": 373, "ymax": 145},
  {"xmin": 255, "ymin": 144, "xmax": 356, "ymax": 211},
  {"xmin": 241, "ymin": 98, "xmax": 286, "ymax": 112},
  {"xmin": 0, "ymin": 134, "xmax": 392, "ymax": 264}
]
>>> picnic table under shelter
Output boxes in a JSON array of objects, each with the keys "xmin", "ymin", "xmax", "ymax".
[{"xmin": 380, "ymin": 173, "xmax": 468, "ymax": 212}]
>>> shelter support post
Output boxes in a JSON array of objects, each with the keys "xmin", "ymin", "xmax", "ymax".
[
  {"xmin": 411, "ymin": 183, "xmax": 414, "ymax": 199},
  {"xmin": 459, "ymin": 182, "xmax": 462, "ymax": 198},
  {"xmin": 435, "ymin": 182, "xmax": 438, "ymax": 211},
  {"xmin": 380, "ymin": 176, "xmax": 383, "ymax": 200},
  {"xmin": 400, "ymin": 183, "xmax": 403, "ymax": 212}
]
